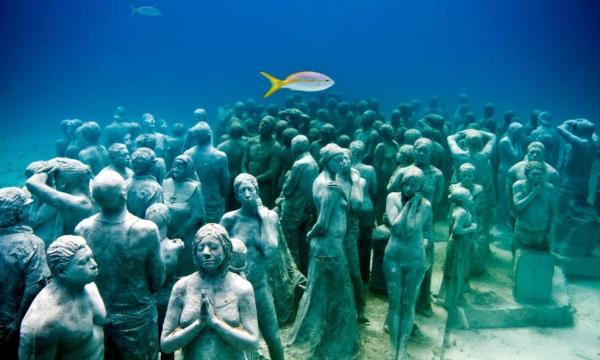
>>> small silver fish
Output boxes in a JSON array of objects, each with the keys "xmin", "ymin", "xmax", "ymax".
[
  {"xmin": 130, "ymin": 5, "xmax": 162, "ymax": 17},
  {"xmin": 259, "ymin": 71, "xmax": 334, "ymax": 98}
]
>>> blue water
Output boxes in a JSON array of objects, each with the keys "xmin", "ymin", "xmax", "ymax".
[{"xmin": 1, "ymin": 0, "xmax": 599, "ymax": 131}]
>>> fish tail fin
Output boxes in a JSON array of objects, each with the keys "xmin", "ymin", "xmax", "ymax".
[
  {"xmin": 130, "ymin": 5, "xmax": 137, "ymax": 16},
  {"xmin": 259, "ymin": 72, "xmax": 283, "ymax": 98}
]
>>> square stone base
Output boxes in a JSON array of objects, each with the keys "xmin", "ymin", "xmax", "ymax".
[
  {"xmin": 447, "ymin": 246, "xmax": 573, "ymax": 329},
  {"xmin": 553, "ymin": 248, "xmax": 600, "ymax": 279}
]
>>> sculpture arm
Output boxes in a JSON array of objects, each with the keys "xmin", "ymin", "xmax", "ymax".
[
  {"xmin": 434, "ymin": 172, "xmax": 445, "ymax": 207},
  {"xmin": 19, "ymin": 323, "xmax": 59, "ymax": 360},
  {"xmin": 481, "ymin": 131, "xmax": 497, "ymax": 156},
  {"xmin": 181, "ymin": 184, "xmax": 205, "ymax": 233},
  {"xmin": 512, "ymin": 182, "xmax": 540, "ymax": 211},
  {"xmin": 386, "ymin": 193, "xmax": 410, "ymax": 233},
  {"xmin": 219, "ymin": 155, "xmax": 231, "ymax": 200},
  {"xmin": 141, "ymin": 224, "xmax": 166, "ymax": 292},
  {"xmin": 447, "ymin": 133, "xmax": 467, "ymax": 155},
  {"xmin": 451, "ymin": 208, "xmax": 477, "ymax": 235},
  {"xmin": 25, "ymin": 173, "xmax": 89, "ymax": 213},
  {"xmin": 386, "ymin": 166, "xmax": 403, "ymax": 193},
  {"xmin": 281, "ymin": 163, "xmax": 303, "ymax": 198},
  {"xmin": 368, "ymin": 168, "xmax": 378, "ymax": 201},
  {"xmin": 309, "ymin": 185, "xmax": 340, "ymax": 238},
  {"xmin": 160, "ymin": 283, "xmax": 205, "ymax": 354},
  {"xmin": 422, "ymin": 201, "xmax": 434, "ymax": 246},
  {"xmin": 373, "ymin": 144, "xmax": 384, "ymax": 174},
  {"xmin": 209, "ymin": 283, "xmax": 259, "ymax": 352},
  {"xmin": 557, "ymin": 123, "xmax": 587, "ymax": 146}
]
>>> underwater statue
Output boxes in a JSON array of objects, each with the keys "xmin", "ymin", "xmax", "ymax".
[
  {"xmin": 242, "ymin": 115, "xmax": 282, "ymax": 208},
  {"xmin": 160, "ymin": 224, "xmax": 259, "ymax": 360},
  {"xmin": 56, "ymin": 119, "xmax": 82, "ymax": 157},
  {"xmin": 512, "ymin": 161, "xmax": 556, "ymax": 253},
  {"xmin": 374, "ymin": 124, "xmax": 399, "ymax": 224},
  {"xmin": 126, "ymin": 147, "xmax": 164, "ymax": 219},
  {"xmin": 309, "ymin": 122, "xmax": 336, "ymax": 163},
  {"xmin": 163, "ymin": 154, "xmax": 205, "ymax": 276},
  {"xmin": 354, "ymin": 109, "xmax": 380, "ymax": 165},
  {"xmin": 25, "ymin": 157, "xmax": 94, "ymax": 241},
  {"xmin": 0, "ymin": 187, "xmax": 49, "ymax": 358},
  {"xmin": 184, "ymin": 121, "xmax": 230, "ymax": 224},
  {"xmin": 278, "ymin": 135, "xmax": 319, "ymax": 274},
  {"xmin": 496, "ymin": 122, "xmax": 525, "ymax": 229},
  {"xmin": 19, "ymin": 235, "xmax": 105, "ymax": 360},
  {"xmin": 216, "ymin": 121, "xmax": 248, "ymax": 210},
  {"xmin": 220, "ymin": 174, "xmax": 286, "ymax": 360},
  {"xmin": 529, "ymin": 111, "xmax": 560, "ymax": 168},
  {"xmin": 384, "ymin": 166, "xmax": 432, "ymax": 360},
  {"xmin": 75, "ymin": 170, "xmax": 165, "ymax": 360},
  {"xmin": 77, "ymin": 121, "xmax": 109, "ymax": 175},
  {"xmin": 135, "ymin": 133, "xmax": 167, "ymax": 183},
  {"xmin": 289, "ymin": 143, "xmax": 361, "ymax": 360},
  {"xmin": 439, "ymin": 186, "xmax": 477, "ymax": 310},
  {"xmin": 102, "ymin": 143, "xmax": 134, "ymax": 181},
  {"xmin": 350, "ymin": 140, "xmax": 378, "ymax": 282}
]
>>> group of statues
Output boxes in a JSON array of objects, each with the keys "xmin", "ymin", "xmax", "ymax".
[{"xmin": 0, "ymin": 92, "xmax": 598, "ymax": 360}]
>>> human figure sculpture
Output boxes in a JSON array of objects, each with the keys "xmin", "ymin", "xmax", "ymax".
[
  {"xmin": 135, "ymin": 133, "xmax": 167, "ymax": 183},
  {"xmin": 144, "ymin": 204, "xmax": 184, "ymax": 360},
  {"xmin": 166, "ymin": 122, "xmax": 187, "ymax": 167},
  {"xmin": 75, "ymin": 170, "xmax": 165, "ymax": 360},
  {"xmin": 310, "ymin": 123, "xmax": 336, "ymax": 163},
  {"xmin": 439, "ymin": 186, "xmax": 477, "ymax": 309},
  {"xmin": 25, "ymin": 157, "xmax": 94, "ymax": 241},
  {"xmin": 374, "ymin": 124, "xmax": 399, "ymax": 223},
  {"xmin": 163, "ymin": 154, "xmax": 205, "ymax": 275},
  {"xmin": 289, "ymin": 143, "xmax": 360, "ymax": 360},
  {"xmin": 397, "ymin": 144, "xmax": 415, "ymax": 167},
  {"xmin": 529, "ymin": 112, "xmax": 560, "ymax": 167},
  {"xmin": 497, "ymin": 110, "xmax": 516, "ymax": 137},
  {"xmin": 19, "ymin": 235, "xmax": 105, "ymax": 360},
  {"xmin": 77, "ymin": 121, "xmax": 109, "ymax": 175},
  {"xmin": 63, "ymin": 119, "xmax": 84, "ymax": 159},
  {"xmin": 384, "ymin": 166, "xmax": 432, "ymax": 360},
  {"xmin": 277, "ymin": 127, "xmax": 300, "ymax": 192},
  {"xmin": 350, "ymin": 140, "xmax": 378, "ymax": 282},
  {"xmin": 387, "ymin": 138, "xmax": 444, "ymax": 316},
  {"xmin": 447, "ymin": 129, "xmax": 496, "ymax": 255},
  {"xmin": 423, "ymin": 96, "xmax": 447, "ymax": 118},
  {"xmin": 479, "ymin": 102, "xmax": 497, "ymax": 133},
  {"xmin": 24, "ymin": 161, "xmax": 58, "ymax": 248},
  {"xmin": 56, "ymin": 119, "xmax": 82, "ymax": 157},
  {"xmin": 506, "ymin": 142, "xmax": 560, "ymax": 226},
  {"xmin": 102, "ymin": 106, "xmax": 130, "ymax": 146},
  {"xmin": 0, "ymin": 188, "xmax": 49, "ymax": 358},
  {"xmin": 184, "ymin": 121, "xmax": 230, "ymax": 223},
  {"xmin": 141, "ymin": 113, "xmax": 169, "ymax": 160},
  {"xmin": 160, "ymin": 223, "xmax": 259, "ymax": 359},
  {"xmin": 217, "ymin": 121, "xmax": 248, "ymax": 210},
  {"xmin": 278, "ymin": 135, "xmax": 319, "ymax": 274},
  {"xmin": 220, "ymin": 174, "xmax": 285, "ymax": 360},
  {"xmin": 512, "ymin": 161, "xmax": 557, "ymax": 252},
  {"xmin": 454, "ymin": 163, "xmax": 484, "ymax": 235},
  {"xmin": 354, "ymin": 110, "xmax": 380, "ymax": 165},
  {"xmin": 126, "ymin": 147, "xmax": 164, "ymax": 219},
  {"xmin": 242, "ymin": 115, "xmax": 282, "ymax": 208},
  {"xmin": 338, "ymin": 148, "xmax": 368, "ymax": 323},
  {"xmin": 497, "ymin": 122, "xmax": 525, "ymax": 229},
  {"xmin": 102, "ymin": 143, "xmax": 134, "ymax": 181}
]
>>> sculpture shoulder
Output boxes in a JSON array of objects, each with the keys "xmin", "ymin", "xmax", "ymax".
[
  {"xmin": 227, "ymin": 272, "xmax": 254, "ymax": 297},
  {"xmin": 130, "ymin": 218, "xmax": 160, "ymax": 239},
  {"xmin": 75, "ymin": 214, "xmax": 101, "ymax": 234}
]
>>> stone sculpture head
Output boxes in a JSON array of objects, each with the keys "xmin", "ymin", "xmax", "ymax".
[
  {"xmin": 114, "ymin": 106, "xmax": 127, "ymax": 121},
  {"xmin": 397, "ymin": 144, "xmax": 415, "ymax": 166},
  {"xmin": 320, "ymin": 123, "xmax": 335, "ymax": 143},
  {"xmin": 258, "ymin": 116, "xmax": 276, "ymax": 138},
  {"xmin": 47, "ymin": 235, "xmax": 97, "ymax": 288},
  {"xmin": 193, "ymin": 108, "xmax": 208, "ymax": 122},
  {"xmin": 108, "ymin": 143, "xmax": 130, "ymax": 169},
  {"xmin": 190, "ymin": 121, "xmax": 213, "ymax": 146},
  {"xmin": 234, "ymin": 173, "xmax": 260, "ymax": 207},
  {"xmin": 464, "ymin": 129, "xmax": 484, "ymax": 152},
  {"xmin": 193, "ymin": 223, "xmax": 232, "ymax": 276},
  {"xmin": 282, "ymin": 127, "xmax": 299, "ymax": 148},
  {"xmin": 291, "ymin": 135, "xmax": 310, "ymax": 157},
  {"xmin": 229, "ymin": 237, "xmax": 248, "ymax": 275},
  {"xmin": 448, "ymin": 185, "xmax": 473, "ymax": 208},
  {"xmin": 337, "ymin": 135, "xmax": 351, "ymax": 148},
  {"xmin": 142, "ymin": 113, "xmax": 156, "ymax": 132},
  {"xmin": 77, "ymin": 122, "xmax": 102, "ymax": 145},
  {"xmin": 135, "ymin": 133, "xmax": 157, "ymax": 150},
  {"xmin": 401, "ymin": 166, "xmax": 424, "ymax": 198},
  {"xmin": 413, "ymin": 138, "xmax": 433, "ymax": 167},
  {"xmin": 458, "ymin": 162, "xmax": 476, "ymax": 187},
  {"xmin": 60, "ymin": 119, "xmax": 82, "ymax": 138},
  {"xmin": 91, "ymin": 170, "xmax": 127, "ymax": 212},
  {"xmin": 379, "ymin": 124, "xmax": 394, "ymax": 141},
  {"xmin": 131, "ymin": 147, "xmax": 156, "ymax": 176},
  {"xmin": 0, "ymin": 187, "xmax": 32, "ymax": 228},
  {"xmin": 46, "ymin": 158, "xmax": 93, "ymax": 195},
  {"xmin": 403, "ymin": 128, "xmax": 422, "ymax": 145},
  {"xmin": 361, "ymin": 110, "xmax": 377, "ymax": 128},
  {"xmin": 228, "ymin": 121, "xmax": 245, "ymax": 140},
  {"xmin": 526, "ymin": 142, "xmax": 546, "ymax": 162},
  {"xmin": 507, "ymin": 122, "xmax": 524, "ymax": 140},
  {"xmin": 349, "ymin": 140, "xmax": 366, "ymax": 163},
  {"xmin": 172, "ymin": 123, "xmax": 186, "ymax": 137},
  {"xmin": 170, "ymin": 154, "xmax": 198, "ymax": 183},
  {"xmin": 320, "ymin": 143, "xmax": 345, "ymax": 174},
  {"xmin": 524, "ymin": 161, "xmax": 546, "ymax": 186}
]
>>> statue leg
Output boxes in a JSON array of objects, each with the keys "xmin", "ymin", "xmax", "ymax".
[
  {"xmin": 399, "ymin": 262, "xmax": 427, "ymax": 359},
  {"xmin": 384, "ymin": 257, "xmax": 406, "ymax": 360},
  {"xmin": 416, "ymin": 242, "xmax": 434, "ymax": 316},
  {"xmin": 254, "ymin": 284, "xmax": 285, "ymax": 360},
  {"xmin": 358, "ymin": 212, "xmax": 375, "ymax": 283}
]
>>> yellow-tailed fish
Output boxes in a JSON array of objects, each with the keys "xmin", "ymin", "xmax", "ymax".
[
  {"xmin": 130, "ymin": 5, "xmax": 162, "ymax": 17},
  {"xmin": 259, "ymin": 71, "xmax": 334, "ymax": 98}
]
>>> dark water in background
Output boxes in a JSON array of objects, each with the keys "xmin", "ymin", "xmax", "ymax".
[{"xmin": 0, "ymin": 0, "xmax": 599, "ymax": 152}]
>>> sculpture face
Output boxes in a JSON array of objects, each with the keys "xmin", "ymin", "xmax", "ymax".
[
  {"xmin": 195, "ymin": 236, "xmax": 225, "ymax": 272},
  {"xmin": 259, "ymin": 118, "xmax": 274, "ymax": 137},
  {"xmin": 326, "ymin": 154, "xmax": 345, "ymax": 174},
  {"xmin": 341, "ymin": 152, "xmax": 352, "ymax": 171},
  {"xmin": 459, "ymin": 168, "xmax": 475, "ymax": 187},
  {"xmin": 60, "ymin": 245, "xmax": 98, "ymax": 287},
  {"xmin": 112, "ymin": 148, "xmax": 130, "ymax": 168},
  {"xmin": 402, "ymin": 176, "xmax": 422, "ymax": 197},
  {"xmin": 527, "ymin": 168, "xmax": 544, "ymax": 186},
  {"xmin": 172, "ymin": 159, "xmax": 186, "ymax": 182},
  {"xmin": 527, "ymin": 147, "xmax": 544, "ymax": 162},
  {"xmin": 414, "ymin": 143, "xmax": 431, "ymax": 166},
  {"xmin": 236, "ymin": 180, "xmax": 258, "ymax": 206}
]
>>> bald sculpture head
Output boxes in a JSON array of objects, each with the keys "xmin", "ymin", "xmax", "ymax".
[{"xmin": 91, "ymin": 170, "xmax": 127, "ymax": 212}]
